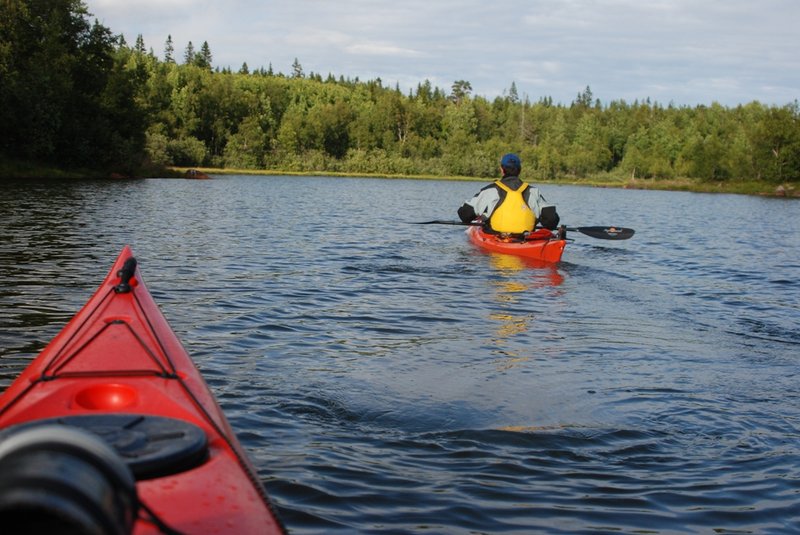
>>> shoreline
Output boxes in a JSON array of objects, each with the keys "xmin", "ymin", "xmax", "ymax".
[
  {"xmin": 171, "ymin": 166, "xmax": 800, "ymax": 198},
  {"xmin": 2, "ymin": 159, "xmax": 797, "ymax": 198}
]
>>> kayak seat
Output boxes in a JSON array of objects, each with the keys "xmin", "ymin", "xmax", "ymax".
[{"xmin": 0, "ymin": 414, "xmax": 209, "ymax": 481}]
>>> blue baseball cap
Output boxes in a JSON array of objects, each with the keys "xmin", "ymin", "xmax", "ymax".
[{"xmin": 500, "ymin": 153, "xmax": 521, "ymax": 172}]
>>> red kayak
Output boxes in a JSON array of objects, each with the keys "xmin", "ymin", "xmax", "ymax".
[
  {"xmin": 0, "ymin": 246, "xmax": 285, "ymax": 534},
  {"xmin": 466, "ymin": 225, "xmax": 567, "ymax": 263}
]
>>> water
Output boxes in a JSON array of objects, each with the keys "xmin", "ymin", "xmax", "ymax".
[{"xmin": 1, "ymin": 176, "xmax": 798, "ymax": 533}]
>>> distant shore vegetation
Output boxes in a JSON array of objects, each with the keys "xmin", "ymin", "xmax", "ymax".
[{"xmin": 1, "ymin": 0, "xmax": 798, "ymax": 196}]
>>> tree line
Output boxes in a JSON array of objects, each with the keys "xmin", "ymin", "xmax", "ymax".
[{"xmin": 2, "ymin": 0, "xmax": 799, "ymax": 183}]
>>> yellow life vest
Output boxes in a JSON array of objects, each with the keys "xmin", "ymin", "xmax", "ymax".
[{"xmin": 489, "ymin": 180, "xmax": 536, "ymax": 233}]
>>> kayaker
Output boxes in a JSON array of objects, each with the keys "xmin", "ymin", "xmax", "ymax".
[{"xmin": 458, "ymin": 153, "xmax": 560, "ymax": 233}]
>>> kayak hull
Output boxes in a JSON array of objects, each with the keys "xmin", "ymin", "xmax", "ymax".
[
  {"xmin": 466, "ymin": 226, "xmax": 567, "ymax": 263},
  {"xmin": 0, "ymin": 246, "xmax": 284, "ymax": 534}
]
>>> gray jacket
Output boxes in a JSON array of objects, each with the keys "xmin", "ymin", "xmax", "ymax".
[{"xmin": 458, "ymin": 176, "xmax": 560, "ymax": 230}]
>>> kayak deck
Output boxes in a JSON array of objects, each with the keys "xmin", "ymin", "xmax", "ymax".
[
  {"xmin": 0, "ymin": 246, "xmax": 284, "ymax": 534},
  {"xmin": 465, "ymin": 225, "xmax": 567, "ymax": 263}
]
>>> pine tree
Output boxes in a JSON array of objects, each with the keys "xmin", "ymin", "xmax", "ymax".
[
  {"xmin": 509, "ymin": 82, "xmax": 519, "ymax": 103},
  {"xmin": 165, "ymin": 35, "xmax": 175, "ymax": 63},
  {"xmin": 450, "ymin": 80, "xmax": 472, "ymax": 105},
  {"xmin": 184, "ymin": 41, "xmax": 195, "ymax": 65},
  {"xmin": 197, "ymin": 41, "xmax": 212, "ymax": 70},
  {"xmin": 135, "ymin": 34, "xmax": 146, "ymax": 54},
  {"xmin": 291, "ymin": 58, "xmax": 303, "ymax": 78}
]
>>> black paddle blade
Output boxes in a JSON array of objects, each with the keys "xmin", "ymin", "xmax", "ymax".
[
  {"xmin": 569, "ymin": 226, "xmax": 635, "ymax": 240},
  {"xmin": 413, "ymin": 220, "xmax": 480, "ymax": 226}
]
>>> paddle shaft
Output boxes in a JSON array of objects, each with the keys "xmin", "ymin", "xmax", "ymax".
[{"xmin": 413, "ymin": 220, "xmax": 634, "ymax": 240}]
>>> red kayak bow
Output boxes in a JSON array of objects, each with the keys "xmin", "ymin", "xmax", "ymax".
[{"xmin": 0, "ymin": 246, "xmax": 285, "ymax": 534}]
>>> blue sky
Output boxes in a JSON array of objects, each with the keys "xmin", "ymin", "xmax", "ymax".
[{"xmin": 88, "ymin": 0, "xmax": 798, "ymax": 107}]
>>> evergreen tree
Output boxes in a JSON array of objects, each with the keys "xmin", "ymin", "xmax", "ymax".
[
  {"xmin": 509, "ymin": 82, "xmax": 519, "ymax": 104},
  {"xmin": 0, "ymin": 0, "xmax": 145, "ymax": 170},
  {"xmin": 184, "ymin": 41, "xmax": 195, "ymax": 64},
  {"xmin": 165, "ymin": 35, "xmax": 174, "ymax": 63},
  {"xmin": 196, "ymin": 41, "xmax": 212, "ymax": 70},
  {"xmin": 450, "ymin": 80, "xmax": 472, "ymax": 104},
  {"xmin": 574, "ymin": 85, "xmax": 593, "ymax": 108},
  {"xmin": 135, "ymin": 34, "xmax": 146, "ymax": 54},
  {"xmin": 3, "ymin": 4, "xmax": 798, "ymax": 184},
  {"xmin": 291, "ymin": 58, "xmax": 303, "ymax": 78}
]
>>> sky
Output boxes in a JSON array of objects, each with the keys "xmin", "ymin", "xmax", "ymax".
[{"xmin": 87, "ymin": 0, "xmax": 798, "ymax": 107}]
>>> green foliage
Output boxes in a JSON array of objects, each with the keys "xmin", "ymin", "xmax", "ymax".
[
  {"xmin": 0, "ymin": 0, "xmax": 145, "ymax": 172},
  {"xmin": 145, "ymin": 129, "xmax": 170, "ymax": 166},
  {"xmin": 167, "ymin": 136, "xmax": 206, "ymax": 166},
  {"xmin": 749, "ymin": 103, "xmax": 800, "ymax": 182},
  {"xmin": 2, "ymin": 0, "xmax": 799, "ymax": 183}
]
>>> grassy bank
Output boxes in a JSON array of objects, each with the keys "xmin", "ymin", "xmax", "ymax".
[
  {"xmin": 0, "ymin": 158, "xmax": 186, "ymax": 180},
  {"xmin": 2, "ymin": 159, "xmax": 796, "ymax": 198},
  {"xmin": 0, "ymin": 158, "xmax": 105, "ymax": 179},
  {"xmin": 170, "ymin": 166, "xmax": 799, "ymax": 198}
]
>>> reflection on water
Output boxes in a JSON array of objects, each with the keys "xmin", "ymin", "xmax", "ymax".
[
  {"xmin": 1, "ymin": 177, "xmax": 799, "ymax": 534},
  {"xmin": 487, "ymin": 253, "xmax": 565, "ymax": 371}
]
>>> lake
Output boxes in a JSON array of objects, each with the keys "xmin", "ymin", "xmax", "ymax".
[{"xmin": 1, "ymin": 175, "xmax": 798, "ymax": 533}]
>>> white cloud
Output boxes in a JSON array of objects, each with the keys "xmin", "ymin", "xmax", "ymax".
[
  {"xmin": 345, "ymin": 43, "xmax": 424, "ymax": 58},
  {"xmin": 84, "ymin": 0, "xmax": 800, "ymax": 106}
]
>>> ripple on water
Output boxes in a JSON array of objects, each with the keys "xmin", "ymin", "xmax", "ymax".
[{"xmin": 2, "ymin": 178, "xmax": 799, "ymax": 534}]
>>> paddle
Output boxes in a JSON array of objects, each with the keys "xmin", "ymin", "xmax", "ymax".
[
  {"xmin": 565, "ymin": 226, "xmax": 635, "ymax": 240},
  {"xmin": 415, "ymin": 220, "xmax": 482, "ymax": 226},
  {"xmin": 413, "ymin": 220, "xmax": 635, "ymax": 240}
]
